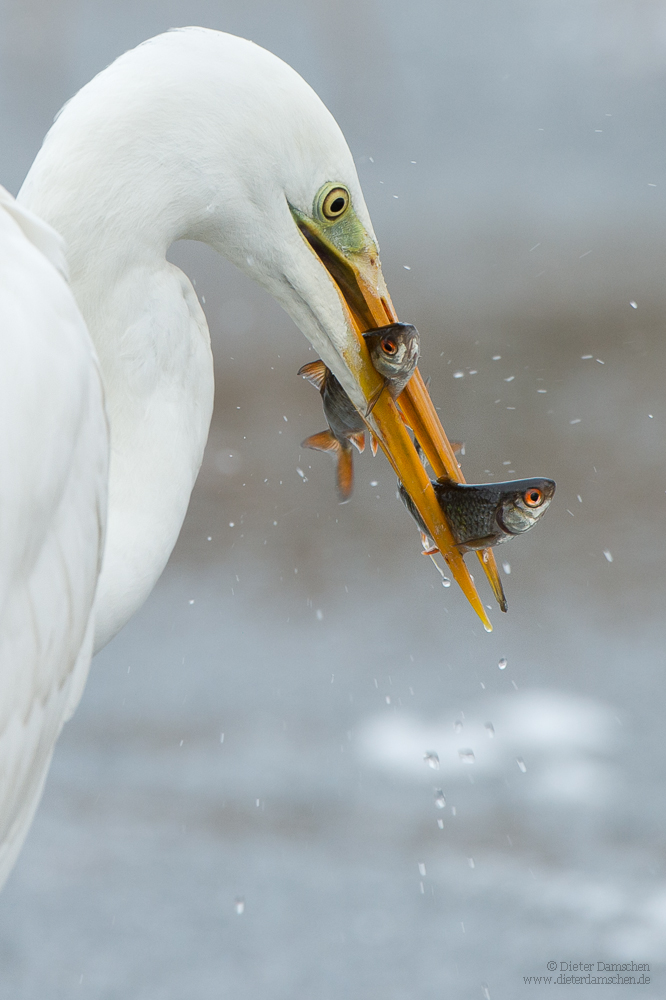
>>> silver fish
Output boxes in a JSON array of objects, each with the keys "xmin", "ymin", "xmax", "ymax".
[
  {"xmin": 399, "ymin": 460, "xmax": 555, "ymax": 552},
  {"xmin": 298, "ymin": 359, "xmax": 367, "ymax": 502},
  {"xmin": 362, "ymin": 322, "xmax": 420, "ymax": 413}
]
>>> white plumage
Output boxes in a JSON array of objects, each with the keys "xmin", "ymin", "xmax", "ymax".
[
  {"xmin": 0, "ymin": 188, "xmax": 107, "ymax": 887},
  {"xmin": 19, "ymin": 27, "xmax": 378, "ymax": 650},
  {"xmin": 2, "ymin": 26, "xmax": 474, "ymax": 889},
  {"xmin": 0, "ymin": 27, "xmax": 383, "ymax": 887}
]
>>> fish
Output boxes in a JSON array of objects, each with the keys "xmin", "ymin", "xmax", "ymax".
[
  {"xmin": 298, "ymin": 324, "xmax": 420, "ymax": 500},
  {"xmin": 398, "ymin": 456, "xmax": 556, "ymax": 553},
  {"xmin": 298, "ymin": 359, "xmax": 368, "ymax": 502},
  {"xmin": 362, "ymin": 322, "xmax": 420, "ymax": 413}
]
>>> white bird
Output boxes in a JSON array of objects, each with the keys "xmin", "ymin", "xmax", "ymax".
[
  {"xmin": 1, "ymin": 27, "xmax": 495, "ymax": 888},
  {"xmin": 0, "ymin": 188, "xmax": 107, "ymax": 884}
]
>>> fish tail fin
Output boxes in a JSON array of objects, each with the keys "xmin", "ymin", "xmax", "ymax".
[
  {"xmin": 298, "ymin": 360, "xmax": 328, "ymax": 391},
  {"xmin": 302, "ymin": 431, "xmax": 354, "ymax": 501},
  {"xmin": 349, "ymin": 431, "xmax": 365, "ymax": 454},
  {"xmin": 301, "ymin": 430, "xmax": 340, "ymax": 454},
  {"xmin": 336, "ymin": 445, "xmax": 354, "ymax": 502},
  {"xmin": 449, "ymin": 441, "xmax": 465, "ymax": 456},
  {"xmin": 370, "ymin": 434, "xmax": 379, "ymax": 456}
]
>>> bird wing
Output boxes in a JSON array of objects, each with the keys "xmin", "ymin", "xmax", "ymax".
[{"xmin": 0, "ymin": 189, "xmax": 108, "ymax": 888}]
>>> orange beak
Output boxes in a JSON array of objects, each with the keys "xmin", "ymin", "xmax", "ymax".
[{"xmin": 295, "ymin": 211, "xmax": 505, "ymax": 630}]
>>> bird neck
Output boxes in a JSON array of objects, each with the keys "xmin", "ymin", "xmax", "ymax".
[{"xmin": 18, "ymin": 55, "xmax": 224, "ymax": 650}]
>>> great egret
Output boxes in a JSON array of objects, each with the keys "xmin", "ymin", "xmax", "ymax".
[{"xmin": 2, "ymin": 27, "xmax": 499, "ymax": 888}]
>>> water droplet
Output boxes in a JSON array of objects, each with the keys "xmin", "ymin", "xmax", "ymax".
[
  {"xmin": 453, "ymin": 371, "xmax": 464, "ymax": 379},
  {"xmin": 385, "ymin": 695, "xmax": 391, "ymax": 705},
  {"xmin": 454, "ymin": 720, "xmax": 463, "ymax": 734},
  {"xmin": 220, "ymin": 733, "xmax": 225, "ymax": 743},
  {"xmin": 504, "ymin": 375, "xmax": 515, "ymax": 382},
  {"xmin": 434, "ymin": 790, "xmax": 446, "ymax": 809},
  {"xmin": 483, "ymin": 985, "xmax": 491, "ymax": 1000},
  {"xmin": 441, "ymin": 577, "xmax": 451, "ymax": 588},
  {"xmin": 458, "ymin": 748, "xmax": 475, "ymax": 764},
  {"xmin": 468, "ymin": 858, "xmax": 475, "ymax": 869},
  {"xmin": 484, "ymin": 722, "xmax": 495, "ymax": 738},
  {"xmin": 234, "ymin": 897, "xmax": 245, "ymax": 915},
  {"xmin": 630, "ymin": 300, "xmax": 637, "ymax": 309},
  {"xmin": 603, "ymin": 550, "xmax": 613, "ymax": 563},
  {"xmin": 437, "ymin": 818, "xmax": 444, "ymax": 829},
  {"xmin": 424, "ymin": 751, "xmax": 440, "ymax": 770},
  {"xmin": 581, "ymin": 354, "xmax": 593, "ymax": 359},
  {"xmin": 492, "ymin": 354, "xmax": 501, "ymax": 361},
  {"xmin": 516, "ymin": 757, "xmax": 527, "ymax": 773},
  {"xmin": 451, "ymin": 806, "xmax": 457, "ymax": 816},
  {"xmin": 418, "ymin": 862, "xmax": 426, "ymax": 876},
  {"xmin": 502, "ymin": 561, "xmax": 511, "ymax": 575},
  {"xmin": 570, "ymin": 418, "xmax": 581, "ymax": 425},
  {"xmin": 189, "ymin": 599, "xmax": 195, "ymax": 605},
  {"xmin": 498, "ymin": 657, "xmax": 507, "ymax": 670},
  {"xmin": 316, "ymin": 609, "xmax": 323, "ymax": 620}
]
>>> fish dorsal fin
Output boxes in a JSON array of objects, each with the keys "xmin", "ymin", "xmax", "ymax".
[{"xmin": 298, "ymin": 359, "xmax": 328, "ymax": 391}]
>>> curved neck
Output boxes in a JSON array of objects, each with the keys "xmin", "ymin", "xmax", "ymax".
[{"xmin": 19, "ymin": 54, "xmax": 225, "ymax": 649}]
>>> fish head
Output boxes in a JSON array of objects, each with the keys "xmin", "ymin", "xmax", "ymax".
[
  {"xmin": 495, "ymin": 478, "xmax": 556, "ymax": 535},
  {"xmin": 362, "ymin": 323, "xmax": 420, "ymax": 382}
]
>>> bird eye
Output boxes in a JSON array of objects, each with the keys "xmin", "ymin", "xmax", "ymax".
[
  {"xmin": 321, "ymin": 186, "xmax": 350, "ymax": 220},
  {"xmin": 381, "ymin": 337, "xmax": 398, "ymax": 355},
  {"xmin": 524, "ymin": 487, "xmax": 543, "ymax": 507}
]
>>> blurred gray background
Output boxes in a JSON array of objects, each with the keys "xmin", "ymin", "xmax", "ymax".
[{"xmin": 2, "ymin": 1, "xmax": 666, "ymax": 998}]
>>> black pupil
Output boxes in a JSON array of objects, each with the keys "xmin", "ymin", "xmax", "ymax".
[
  {"xmin": 530, "ymin": 492, "xmax": 539, "ymax": 502},
  {"xmin": 383, "ymin": 339, "xmax": 396, "ymax": 354},
  {"xmin": 330, "ymin": 196, "xmax": 345, "ymax": 214}
]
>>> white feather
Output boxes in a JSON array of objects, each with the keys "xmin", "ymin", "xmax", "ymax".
[
  {"xmin": 20, "ymin": 27, "xmax": 375, "ymax": 651},
  {"xmin": 3, "ymin": 26, "xmax": 379, "ymax": 886},
  {"xmin": 0, "ymin": 187, "xmax": 107, "ymax": 888}
]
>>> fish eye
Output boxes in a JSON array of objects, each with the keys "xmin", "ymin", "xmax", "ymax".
[
  {"xmin": 321, "ymin": 185, "xmax": 350, "ymax": 220},
  {"xmin": 381, "ymin": 336, "xmax": 398, "ymax": 355},
  {"xmin": 524, "ymin": 487, "xmax": 544, "ymax": 507}
]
